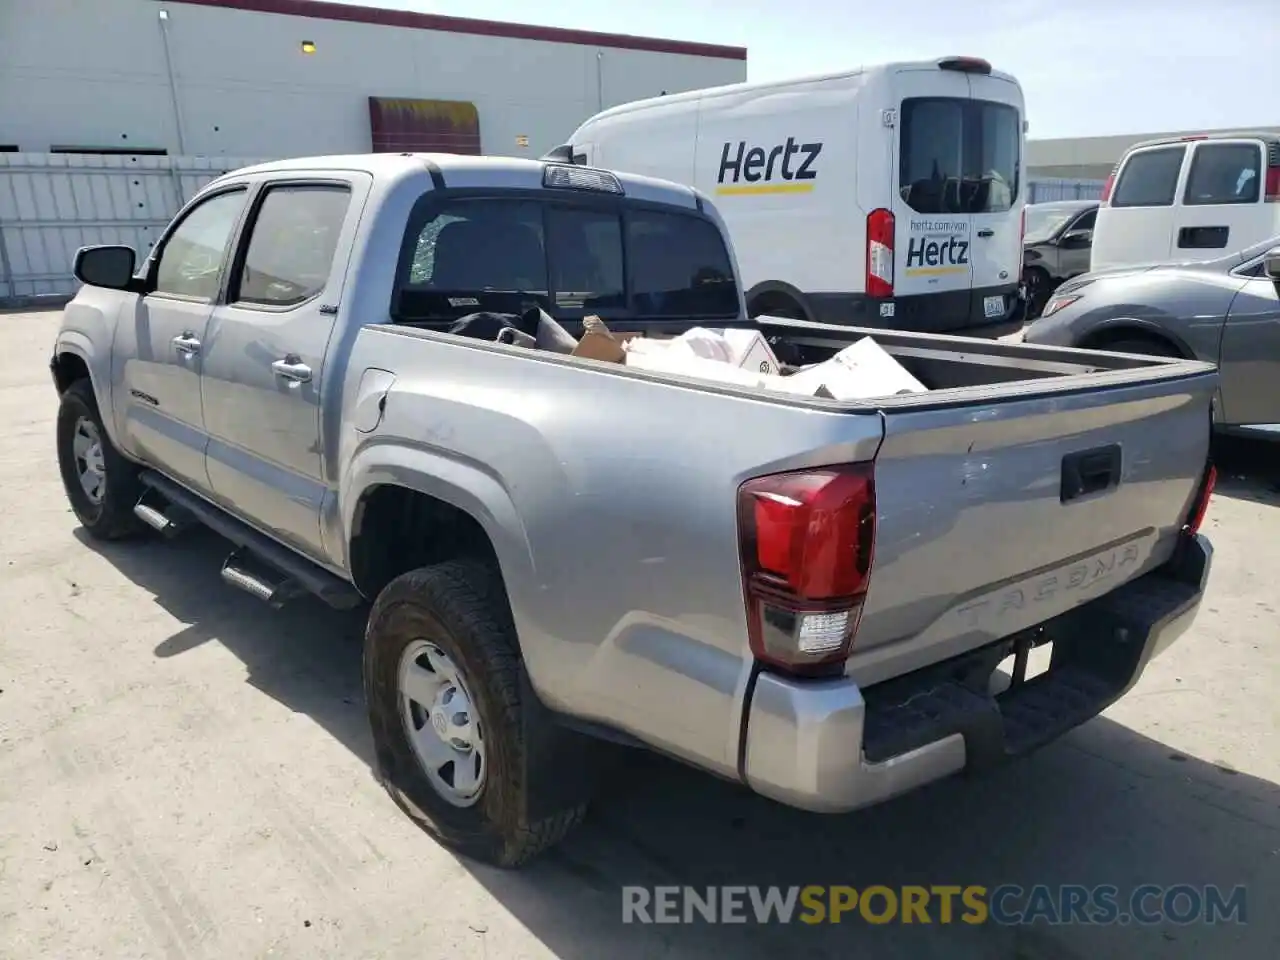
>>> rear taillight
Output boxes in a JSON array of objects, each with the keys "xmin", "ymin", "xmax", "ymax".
[
  {"xmin": 737, "ymin": 464, "xmax": 876, "ymax": 676},
  {"xmin": 1020, "ymin": 206, "xmax": 1026, "ymax": 245},
  {"xmin": 1265, "ymin": 166, "xmax": 1280, "ymax": 203},
  {"xmin": 1184, "ymin": 462, "xmax": 1216, "ymax": 536},
  {"xmin": 866, "ymin": 208, "xmax": 895, "ymax": 299}
]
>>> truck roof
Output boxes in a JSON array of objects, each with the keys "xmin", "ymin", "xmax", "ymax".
[
  {"xmin": 207, "ymin": 152, "xmax": 703, "ymax": 209},
  {"xmin": 576, "ymin": 57, "xmax": 1019, "ymax": 127}
]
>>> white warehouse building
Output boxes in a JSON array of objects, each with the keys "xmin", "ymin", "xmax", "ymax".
[{"xmin": 0, "ymin": 0, "xmax": 748, "ymax": 159}]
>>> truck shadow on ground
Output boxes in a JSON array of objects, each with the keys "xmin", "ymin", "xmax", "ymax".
[
  {"xmin": 1212, "ymin": 435, "xmax": 1280, "ymax": 507},
  {"xmin": 76, "ymin": 527, "xmax": 1280, "ymax": 960}
]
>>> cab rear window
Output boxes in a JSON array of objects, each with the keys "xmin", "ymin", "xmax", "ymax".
[
  {"xmin": 1111, "ymin": 147, "xmax": 1185, "ymax": 208},
  {"xmin": 899, "ymin": 98, "xmax": 1021, "ymax": 215},
  {"xmin": 393, "ymin": 195, "xmax": 739, "ymax": 323}
]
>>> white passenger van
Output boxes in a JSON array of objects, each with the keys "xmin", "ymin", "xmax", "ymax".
[
  {"xmin": 550, "ymin": 57, "xmax": 1027, "ymax": 334},
  {"xmin": 1092, "ymin": 132, "xmax": 1280, "ymax": 271}
]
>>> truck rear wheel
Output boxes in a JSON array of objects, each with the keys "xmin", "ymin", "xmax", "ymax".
[
  {"xmin": 56, "ymin": 379, "xmax": 146, "ymax": 541},
  {"xmin": 363, "ymin": 560, "xmax": 587, "ymax": 867}
]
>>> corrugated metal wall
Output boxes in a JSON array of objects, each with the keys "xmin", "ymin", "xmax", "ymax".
[
  {"xmin": 0, "ymin": 159, "xmax": 1108, "ymax": 307},
  {"xmin": 0, "ymin": 153, "xmax": 267, "ymax": 304}
]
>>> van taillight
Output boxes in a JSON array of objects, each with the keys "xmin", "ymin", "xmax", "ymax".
[
  {"xmin": 866, "ymin": 208, "xmax": 895, "ymax": 298},
  {"xmin": 1020, "ymin": 206, "xmax": 1026, "ymax": 245},
  {"xmin": 737, "ymin": 464, "xmax": 877, "ymax": 676},
  {"xmin": 1101, "ymin": 165, "xmax": 1118, "ymax": 204},
  {"xmin": 1184, "ymin": 462, "xmax": 1216, "ymax": 536},
  {"xmin": 1265, "ymin": 166, "xmax": 1280, "ymax": 203}
]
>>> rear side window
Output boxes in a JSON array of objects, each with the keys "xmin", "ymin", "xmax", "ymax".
[
  {"xmin": 394, "ymin": 196, "xmax": 739, "ymax": 322},
  {"xmin": 899, "ymin": 98, "xmax": 1021, "ymax": 214},
  {"xmin": 1111, "ymin": 147, "xmax": 1185, "ymax": 208},
  {"xmin": 1183, "ymin": 143, "xmax": 1262, "ymax": 206},
  {"xmin": 233, "ymin": 184, "xmax": 352, "ymax": 306},
  {"xmin": 628, "ymin": 210, "xmax": 738, "ymax": 318}
]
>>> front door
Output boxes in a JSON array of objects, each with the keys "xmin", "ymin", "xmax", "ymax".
[
  {"xmin": 1219, "ymin": 263, "xmax": 1280, "ymax": 429},
  {"xmin": 117, "ymin": 187, "xmax": 249, "ymax": 490},
  {"xmin": 201, "ymin": 176, "xmax": 366, "ymax": 561}
]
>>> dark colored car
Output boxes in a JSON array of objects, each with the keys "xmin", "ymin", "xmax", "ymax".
[{"xmin": 1021, "ymin": 200, "xmax": 1099, "ymax": 317}]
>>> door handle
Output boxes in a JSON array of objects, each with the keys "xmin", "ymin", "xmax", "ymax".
[
  {"xmin": 1060, "ymin": 444, "xmax": 1122, "ymax": 503},
  {"xmin": 172, "ymin": 333, "xmax": 201, "ymax": 355},
  {"xmin": 977, "ymin": 228, "xmax": 995, "ymax": 238},
  {"xmin": 271, "ymin": 356, "xmax": 312, "ymax": 383}
]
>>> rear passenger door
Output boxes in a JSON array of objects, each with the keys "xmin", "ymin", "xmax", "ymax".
[
  {"xmin": 1175, "ymin": 140, "xmax": 1266, "ymax": 256},
  {"xmin": 1093, "ymin": 145, "xmax": 1186, "ymax": 269},
  {"xmin": 200, "ymin": 175, "xmax": 370, "ymax": 560}
]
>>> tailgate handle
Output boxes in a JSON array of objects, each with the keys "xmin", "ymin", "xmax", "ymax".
[{"xmin": 1061, "ymin": 445, "xmax": 1122, "ymax": 503}]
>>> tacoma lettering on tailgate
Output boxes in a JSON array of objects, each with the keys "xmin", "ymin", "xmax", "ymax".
[{"xmin": 953, "ymin": 542, "xmax": 1143, "ymax": 630}]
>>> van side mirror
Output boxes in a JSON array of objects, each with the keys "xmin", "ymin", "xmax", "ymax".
[
  {"xmin": 73, "ymin": 245, "xmax": 138, "ymax": 290},
  {"xmin": 1263, "ymin": 247, "xmax": 1280, "ymax": 283},
  {"xmin": 1060, "ymin": 229, "xmax": 1093, "ymax": 250}
]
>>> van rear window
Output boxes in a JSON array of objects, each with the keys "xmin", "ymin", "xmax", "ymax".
[
  {"xmin": 393, "ymin": 196, "xmax": 740, "ymax": 323},
  {"xmin": 899, "ymin": 98, "xmax": 1021, "ymax": 215},
  {"xmin": 1111, "ymin": 147, "xmax": 1185, "ymax": 208}
]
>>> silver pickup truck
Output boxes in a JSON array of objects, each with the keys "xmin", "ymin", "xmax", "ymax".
[{"xmin": 51, "ymin": 153, "xmax": 1217, "ymax": 868}]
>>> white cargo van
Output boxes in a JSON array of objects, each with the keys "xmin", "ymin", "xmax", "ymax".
[
  {"xmin": 550, "ymin": 57, "xmax": 1027, "ymax": 334},
  {"xmin": 1092, "ymin": 132, "xmax": 1280, "ymax": 271}
]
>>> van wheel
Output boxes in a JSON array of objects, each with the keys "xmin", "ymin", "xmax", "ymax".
[
  {"xmin": 364, "ymin": 560, "xmax": 588, "ymax": 868},
  {"xmin": 748, "ymin": 296, "xmax": 805, "ymax": 321},
  {"xmin": 56, "ymin": 379, "xmax": 146, "ymax": 541},
  {"xmin": 1023, "ymin": 267, "xmax": 1053, "ymax": 318}
]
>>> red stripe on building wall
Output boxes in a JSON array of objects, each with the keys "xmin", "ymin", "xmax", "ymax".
[
  {"xmin": 368, "ymin": 98, "xmax": 482, "ymax": 155},
  {"xmin": 156, "ymin": 0, "xmax": 748, "ymax": 60}
]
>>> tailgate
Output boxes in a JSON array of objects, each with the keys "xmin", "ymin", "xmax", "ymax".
[{"xmin": 848, "ymin": 365, "xmax": 1216, "ymax": 684}]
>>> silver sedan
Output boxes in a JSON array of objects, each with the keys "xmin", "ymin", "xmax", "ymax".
[{"xmin": 1022, "ymin": 238, "xmax": 1280, "ymax": 438}]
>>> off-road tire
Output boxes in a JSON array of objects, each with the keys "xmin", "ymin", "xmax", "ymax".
[
  {"xmin": 364, "ymin": 560, "xmax": 586, "ymax": 867},
  {"xmin": 56, "ymin": 379, "xmax": 146, "ymax": 540}
]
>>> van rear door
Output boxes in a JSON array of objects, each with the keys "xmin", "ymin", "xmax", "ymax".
[
  {"xmin": 965, "ymin": 72, "xmax": 1024, "ymax": 322},
  {"xmin": 891, "ymin": 67, "xmax": 974, "ymax": 331},
  {"xmin": 890, "ymin": 64, "xmax": 1023, "ymax": 332},
  {"xmin": 1091, "ymin": 143, "xmax": 1188, "ymax": 270}
]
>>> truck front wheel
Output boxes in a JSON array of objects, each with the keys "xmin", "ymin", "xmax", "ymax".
[
  {"xmin": 363, "ymin": 561, "xmax": 587, "ymax": 867},
  {"xmin": 56, "ymin": 379, "xmax": 146, "ymax": 540}
]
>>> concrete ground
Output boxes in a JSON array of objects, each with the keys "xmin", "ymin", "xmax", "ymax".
[{"xmin": 1, "ymin": 308, "xmax": 1277, "ymax": 960}]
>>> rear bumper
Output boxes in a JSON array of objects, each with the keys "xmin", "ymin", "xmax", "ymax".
[
  {"xmin": 806, "ymin": 283, "xmax": 1023, "ymax": 336},
  {"xmin": 741, "ymin": 533, "xmax": 1213, "ymax": 813}
]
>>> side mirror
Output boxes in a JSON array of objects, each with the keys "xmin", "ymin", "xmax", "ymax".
[
  {"xmin": 73, "ymin": 245, "xmax": 137, "ymax": 290},
  {"xmin": 1263, "ymin": 247, "xmax": 1280, "ymax": 282},
  {"xmin": 1060, "ymin": 229, "xmax": 1093, "ymax": 250}
]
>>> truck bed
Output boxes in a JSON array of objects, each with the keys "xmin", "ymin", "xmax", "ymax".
[{"xmin": 348, "ymin": 317, "xmax": 1216, "ymax": 775}]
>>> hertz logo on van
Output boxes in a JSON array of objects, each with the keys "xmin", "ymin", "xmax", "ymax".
[{"xmin": 716, "ymin": 138, "xmax": 822, "ymax": 196}]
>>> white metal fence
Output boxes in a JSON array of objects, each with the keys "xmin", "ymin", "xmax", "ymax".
[
  {"xmin": 1026, "ymin": 177, "xmax": 1106, "ymax": 204},
  {"xmin": 0, "ymin": 154, "xmax": 1108, "ymax": 307},
  {"xmin": 0, "ymin": 153, "xmax": 268, "ymax": 306}
]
